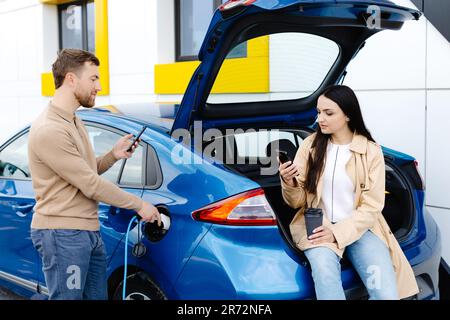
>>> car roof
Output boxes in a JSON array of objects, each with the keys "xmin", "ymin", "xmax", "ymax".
[{"xmin": 77, "ymin": 102, "xmax": 178, "ymax": 133}]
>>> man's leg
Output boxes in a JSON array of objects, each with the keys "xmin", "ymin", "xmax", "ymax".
[
  {"xmin": 304, "ymin": 246, "xmax": 346, "ymax": 300},
  {"xmin": 345, "ymin": 230, "xmax": 399, "ymax": 300},
  {"xmin": 31, "ymin": 229, "xmax": 91, "ymax": 300},
  {"xmin": 83, "ymin": 231, "xmax": 108, "ymax": 300}
]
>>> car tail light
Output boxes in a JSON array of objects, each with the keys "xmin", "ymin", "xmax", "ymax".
[
  {"xmin": 192, "ymin": 188, "xmax": 277, "ymax": 226},
  {"xmin": 219, "ymin": 0, "xmax": 256, "ymax": 11}
]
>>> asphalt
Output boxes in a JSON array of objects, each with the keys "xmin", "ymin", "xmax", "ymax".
[{"xmin": 0, "ymin": 286, "xmax": 26, "ymax": 300}]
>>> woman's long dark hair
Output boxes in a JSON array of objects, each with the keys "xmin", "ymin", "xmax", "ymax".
[{"xmin": 304, "ymin": 85, "xmax": 376, "ymax": 194}]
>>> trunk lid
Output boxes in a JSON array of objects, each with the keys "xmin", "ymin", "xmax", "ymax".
[{"xmin": 171, "ymin": 0, "xmax": 420, "ymax": 133}]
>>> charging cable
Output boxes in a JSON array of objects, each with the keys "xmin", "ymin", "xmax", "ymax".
[
  {"xmin": 123, "ymin": 215, "xmax": 138, "ymax": 300},
  {"xmin": 122, "ymin": 211, "xmax": 170, "ymax": 300}
]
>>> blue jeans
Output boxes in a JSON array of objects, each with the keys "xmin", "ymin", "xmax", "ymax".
[
  {"xmin": 304, "ymin": 230, "xmax": 399, "ymax": 300},
  {"xmin": 30, "ymin": 229, "xmax": 108, "ymax": 300}
]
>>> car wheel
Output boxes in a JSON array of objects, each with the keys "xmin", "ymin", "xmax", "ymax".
[
  {"xmin": 112, "ymin": 272, "xmax": 166, "ymax": 300},
  {"xmin": 439, "ymin": 260, "xmax": 450, "ymax": 300}
]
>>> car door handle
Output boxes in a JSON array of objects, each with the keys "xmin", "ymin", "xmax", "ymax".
[
  {"xmin": 12, "ymin": 203, "xmax": 35, "ymax": 217},
  {"xmin": 98, "ymin": 205, "xmax": 112, "ymax": 222},
  {"xmin": 99, "ymin": 212, "xmax": 108, "ymax": 222}
]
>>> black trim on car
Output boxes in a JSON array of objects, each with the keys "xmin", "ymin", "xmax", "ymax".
[
  {"xmin": 401, "ymin": 160, "xmax": 425, "ymax": 191},
  {"xmin": 144, "ymin": 143, "xmax": 163, "ymax": 190}
]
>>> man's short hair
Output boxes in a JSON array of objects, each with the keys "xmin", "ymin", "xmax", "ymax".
[{"xmin": 52, "ymin": 49, "xmax": 100, "ymax": 89}]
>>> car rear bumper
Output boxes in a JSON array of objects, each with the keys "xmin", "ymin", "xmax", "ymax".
[
  {"xmin": 173, "ymin": 208, "xmax": 441, "ymax": 300},
  {"xmin": 173, "ymin": 225, "xmax": 376, "ymax": 299},
  {"xmin": 409, "ymin": 209, "xmax": 442, "ymax": 300}
]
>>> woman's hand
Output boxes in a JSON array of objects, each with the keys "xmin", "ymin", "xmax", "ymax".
[
  {"xmin": 278, "ymin": 160, "xmax": 299, "ymax": 187},
  {"xmin": 308, "ymin": 226, "xmax": 336, "ymax": 245}
]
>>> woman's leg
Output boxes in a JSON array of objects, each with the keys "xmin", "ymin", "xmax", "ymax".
[
  {"xmin": 345, "ymin": 231, "xmax": 399, "ymax": 300},
  {"xmin": 304, "ymin": 246, "xmax": 346, "ymax": 300}
]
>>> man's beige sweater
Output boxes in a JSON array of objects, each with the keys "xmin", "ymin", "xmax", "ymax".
[{"xmin": 28, "ymin": 102, "xmax": 143, "ymax": 231}]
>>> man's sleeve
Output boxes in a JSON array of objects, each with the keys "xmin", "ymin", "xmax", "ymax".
[
  {"xmin": 34, "ymin": 127, "xmax": 143, "ymax": 212},
  {"xmin": 96, "ymin": 150, "xmax": 118, "ymax": 175}
]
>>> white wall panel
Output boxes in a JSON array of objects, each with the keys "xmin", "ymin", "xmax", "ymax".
[
  {"xmin": 40, "ymin": 4, "xmax": 58, "ymax": 73},
  {"xmin": 426, "ymin": 90, "xmax": 450, "ymax": 208},
  {"xmin": 345, "ymin": 16, "xmax": 426, "ymax": 90},
  {"xmin": 17, "ymin": 5, "xmax": 40, "ymax": 80},
  {"xmin": 109, "ymin": 94, "xmax": 156, "ymax": 105},
  {"xmin": 18, "ymin": 97, "xmax": 47, "ymax": 127},
  {"xmin": 427, "ymin": 22, "xmax": 450, "ymax": 89},
  {"xmin": 156, "ymin": 0, "xmax": 175, "ymax": 64},
  {"xmin": 0, "ymin": 12, "xmax": 18, "ymax": 81},
  {"xmin": 0, "ymin": 97, "xmax": 20, "ymax": 144},
  {"xmin": 354, "ymin": 90, "xmax": 426, "ymax": 174},
  {"xmin": 108, "ymin": 0, "xmax": 156, "ymax": 76},
  {"xmin": 110, "ymin": 73, "xmax": 154, "ymax": 96}
]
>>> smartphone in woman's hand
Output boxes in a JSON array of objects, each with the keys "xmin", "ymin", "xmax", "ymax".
[{"xmin": 277, "ymin": 150, "xmax": 291, "ymax": 164}]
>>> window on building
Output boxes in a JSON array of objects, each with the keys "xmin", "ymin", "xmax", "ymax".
[
  {"xmin": 175, "ymin": 0, "xmax": 246, "ymax": 61},
  {"xmin": 58, "ymin": 0, "xmax": 95, "ymax": 52}
]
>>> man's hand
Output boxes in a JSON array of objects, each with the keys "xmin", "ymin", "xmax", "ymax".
[
  {"xmin": 308, "ymin": 226, "xmax": 336, "ymax": 245},
  {"xmin": 112, "ymin": 134, "xmax": 139, "ymax": 160},
  {"xmin": 137, "ymin": 202, "xmax": 161, "ymax": 226}
]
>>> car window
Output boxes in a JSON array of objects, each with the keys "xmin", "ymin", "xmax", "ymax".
[
  {"xmin": 145, "ymin": 146, "xmax": 161, "ymax": 187},
  {"xmin": 0, "ymin": 133, "xmax": 30, "ymax": 179},
  {"xmin": 85, "ymin": 125, "xmax": 123, "ymax": 183},
  {"xmin": 120, "ymin": 146, "xmax": 144, "ymax": 186},
  {"xmin": 207, "ymin": 32, "xmax": 339, "ymax": 104}
]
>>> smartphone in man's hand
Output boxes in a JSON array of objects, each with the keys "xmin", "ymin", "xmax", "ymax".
[{"xmin": 127, "ymin": 126, "xmax": 146, "ymax": 152}]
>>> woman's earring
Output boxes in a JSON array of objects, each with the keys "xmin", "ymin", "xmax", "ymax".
[{"xmin": 346, "ymin": 118, "xmax": 350, "ymax": 122}]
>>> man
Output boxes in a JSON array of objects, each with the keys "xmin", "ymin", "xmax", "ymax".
[{"xmin": 28, "ymin": 49, "xmax": 161, "ymax": 300}]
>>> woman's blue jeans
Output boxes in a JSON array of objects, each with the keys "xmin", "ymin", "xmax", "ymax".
[{"xmin": 304, "ymin": 230, "xmax": 399, "ymax": 300}]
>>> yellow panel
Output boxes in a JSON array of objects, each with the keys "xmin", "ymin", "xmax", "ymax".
[
  {"xmin": 95, "ymin": 0, "xmax": 109, "ymax": 96},
  {"xmin": 40, "ymin": 0, "xmax": 74, "ymax": 4},
  {"xmin": 40, "ymin": 0, "xmax": 110, "ymax": 96},
  {"xmin": 42, "ymin": 72, "xmax": 55, "ymax": 96},
  {"xmin": 154, "ymin": 36, "xmax": 270, "ymax": 95},
  {"xmin": 212, "ymin": 57, "xmax": 269, "ymax": 93},
  {"xmin": 155, "ymin": 61, "xmax": 200, "ymax": 95},
  {"xmin": 248, "ymin": 36, "xmax": 269, "ymax": 57}
]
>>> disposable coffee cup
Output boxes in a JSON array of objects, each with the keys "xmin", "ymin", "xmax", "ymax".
[{"xmin": 304, "ymin": 208, "xmax": 323, "ymax": 237}]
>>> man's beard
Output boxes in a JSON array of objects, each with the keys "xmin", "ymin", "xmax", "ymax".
[{"xmin": 75, "ymin": 90, "xmax": 95, "ymax": 108}]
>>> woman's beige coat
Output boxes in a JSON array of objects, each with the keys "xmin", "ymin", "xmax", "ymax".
[{"xmin": 281, "ymin": 132, "xmax": 419, "ymax": 299}]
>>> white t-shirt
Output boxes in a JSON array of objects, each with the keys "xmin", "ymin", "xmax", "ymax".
[{"xmin": 319, "ymin": 141, "xmax": 355, "ymax": 223}]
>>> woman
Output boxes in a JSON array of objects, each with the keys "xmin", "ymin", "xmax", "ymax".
[{"xmin": 279, "ymin": 85, "xmax": 418, "ymax": 300}]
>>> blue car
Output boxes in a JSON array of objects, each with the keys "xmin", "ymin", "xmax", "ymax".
[{"xmin": 0, "ymin": 0, "xmax": 442, "ymax": 300}]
